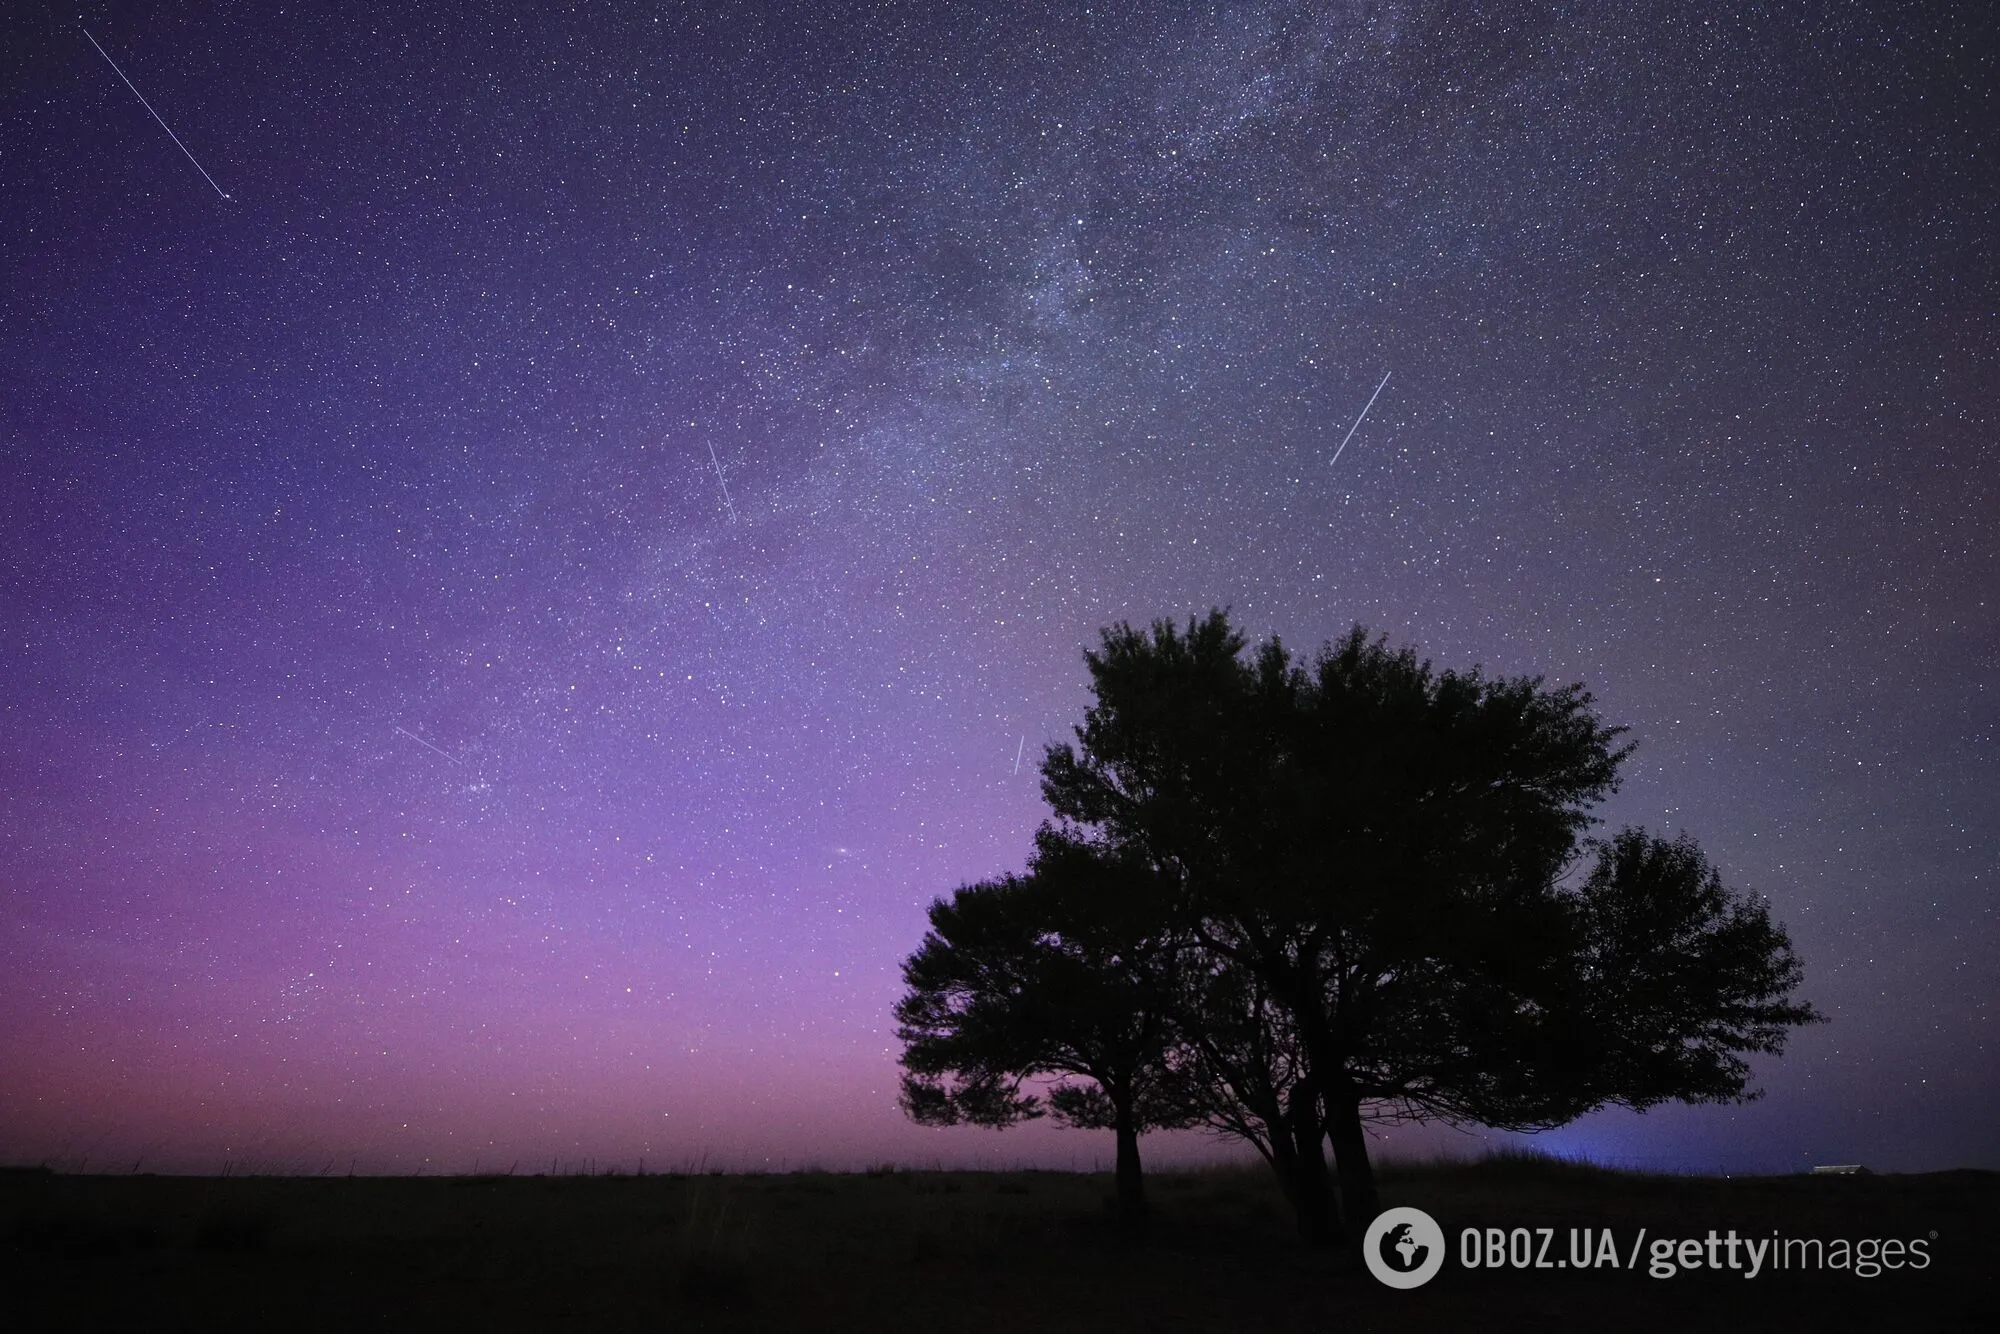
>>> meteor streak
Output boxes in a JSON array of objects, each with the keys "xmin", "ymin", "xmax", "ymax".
[
  {"xmin": 81, "ymin": 25, "xmax": 232, "ymax": 201},
  {"xmin": 1013, "ymin": 735, "xmax": 1025, "ymax": 776},
  {"xmin": 393, "ymin": 725, "xmax": 462, "ymax": 766},
  {"xmin": 708, "ymin": 442, "xmax": 739, "ymax": 523},
  {"xmin": 1329, "ymin": 370, "xmax": 1391, "ymax": 467}
]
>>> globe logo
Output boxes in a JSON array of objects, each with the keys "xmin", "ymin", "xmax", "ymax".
[
  {"xmin": 1385, "ymin": 1222, "xmax": 1427, "ymax": 1269},
  {"xmin": 1363, "ymin": 1206, "xmax": 1446, "ymax": 1289}
]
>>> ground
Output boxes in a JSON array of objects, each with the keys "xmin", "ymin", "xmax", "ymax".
[{"xmin": 2, "ymin": 1156, "xmax": 1993, "ymax": 1331}]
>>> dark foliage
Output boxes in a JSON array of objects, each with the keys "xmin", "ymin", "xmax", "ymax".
[
  {"xmin": 895, "ymin": 846, "xmax": 1197, "ymax": 1227},
  {"xmin": 898, "ymin": 611, "xmax": 1823, "ymax": 1246}
]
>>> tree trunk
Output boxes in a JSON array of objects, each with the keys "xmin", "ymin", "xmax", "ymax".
[
  {"xmin": 1325, "ymin": 1093, "xmax": 1378, "ymax": 1238},
  {"xmin": 1112, "ymin": 1111, "xmax": 1148, "ymax": 1234},
  {"xmin": 1263, "ymin": 1115, "xmax": 1301, "ymax": 1213},
  {"xmin": 1120, "ymin": 1120, "xmax": 1152, "ymax": 1232},
  {"xmin": 1284, "ymin": 1089, "xmax": 1342, "ymax": 1246}
]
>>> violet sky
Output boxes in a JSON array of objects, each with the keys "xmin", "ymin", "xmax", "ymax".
[{"xmin": 2, "ymin": 1, "xmax": 1994, "ymax": 1175}]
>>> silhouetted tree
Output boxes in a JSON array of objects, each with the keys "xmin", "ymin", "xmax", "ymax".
[
  {"xmin": 894, "ymin": 841, "xmax": 1194, "ymax": 1229},
  {"xmin": 1543, "ymin": 828, "xmax": 1823, "ymax": 1112},
  {"xmin": 1039, "ymin": 611, "xmax": 1822, "ymax": 1244}
]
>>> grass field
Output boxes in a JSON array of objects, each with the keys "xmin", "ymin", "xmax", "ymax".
[{"xmin": 2, "ymin": 1153, "xmax": 1993, "ymax": 1331}]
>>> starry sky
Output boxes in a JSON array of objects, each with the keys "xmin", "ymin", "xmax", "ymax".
[{"xmin": 2, "ymin": 1, "xmax": 1994, "ymax": 1176}]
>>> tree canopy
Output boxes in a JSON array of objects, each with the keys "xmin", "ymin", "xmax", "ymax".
[
  {"xmin": 896, "ymin": 611, "xmax": 1822, "ymax": 1244},
  {"xmin": 895, "ymin": 840, "xmax": 1194, "ymax": 1227}
]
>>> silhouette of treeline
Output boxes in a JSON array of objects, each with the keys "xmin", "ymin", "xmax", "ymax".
[{"xmin": 897, "ymin": 613, "xmax": 1821, "ymax": 1244}]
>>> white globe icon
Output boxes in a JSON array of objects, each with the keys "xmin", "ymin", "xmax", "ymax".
[{"xmin": 1363, "ymin": 1207, "xmax": 1447, "ymax": 1289}]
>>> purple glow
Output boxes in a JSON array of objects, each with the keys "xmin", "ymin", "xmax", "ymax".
[{"xmin": 3, "ymin": 2, "xmax": 1994, "ymax": 1176}]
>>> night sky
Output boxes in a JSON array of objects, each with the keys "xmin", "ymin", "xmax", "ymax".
[{"xmin": 3, "ymin": 1, "xmax": 1994, "ymax": 1177}]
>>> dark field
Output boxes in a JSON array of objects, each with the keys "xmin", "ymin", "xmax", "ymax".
[{"xmin": 2, "ymin": 1155, "xmax": 1994, "ymax": 1332}]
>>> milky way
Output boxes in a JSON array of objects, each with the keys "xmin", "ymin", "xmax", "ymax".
[{"xmin": 2, "ymin": 1, "xmax": 1993, "ymax": 1174}]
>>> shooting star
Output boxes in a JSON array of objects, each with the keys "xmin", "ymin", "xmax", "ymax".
[
  {"xmin": 80, "ymin": 25, "xmax": 232, "ymax": 202},
  {"xmin": 1328, "ymin": 370, "xmax": 1391, "ymax": 468},
  {"xmin": 393, "ymin": 725, "xmax": 462, "ymax": 766},
  {"xmin": 1013, "ymin": 735, "xmax": 1025, "ymax": 776},
  {"xmin": 707, "ymin": 441, "xmax": 739, "ymax": 523}
]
